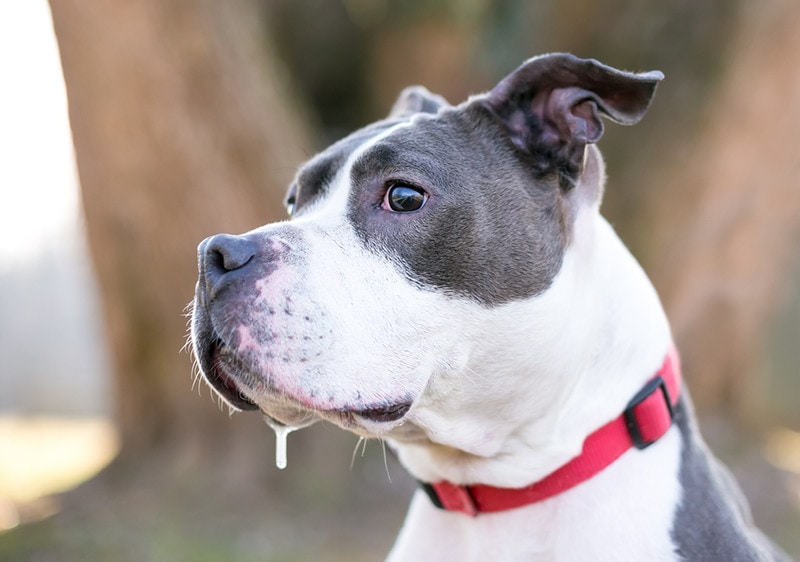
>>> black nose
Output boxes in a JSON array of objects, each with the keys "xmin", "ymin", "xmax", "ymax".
[{"xmin": 198, "ymin": 233, "xmax": 258, "ymax": 297}]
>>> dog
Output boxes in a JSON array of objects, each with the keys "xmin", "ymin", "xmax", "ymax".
[{"xmin": 190, "ymin": 53, "xmax": 789, "ymax": 561}]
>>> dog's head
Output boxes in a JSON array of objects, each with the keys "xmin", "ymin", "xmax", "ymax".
[{"xmin": 190, "ymin": 53, "xmax": 662, "ymax": 443}]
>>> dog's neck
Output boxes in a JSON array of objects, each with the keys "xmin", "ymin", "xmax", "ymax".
[{"xmin": 390, "ymin": 205, "xmax": 673, "ymax": 489}]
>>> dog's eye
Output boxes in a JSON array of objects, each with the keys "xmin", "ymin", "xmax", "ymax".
[
  {"xmin": 285, "ymin": 194, "xmax": 296, "ymax": 216},
  {"xmin": 385, "ymin": 184, "xmax": 427, "ymax": 213}
]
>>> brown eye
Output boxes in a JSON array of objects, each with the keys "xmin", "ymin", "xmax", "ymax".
[{"xmin": 385, "ymin": 184, "xmax": 427, "ymax": 212}]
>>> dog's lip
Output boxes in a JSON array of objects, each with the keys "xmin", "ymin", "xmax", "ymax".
[
  {"xmin": 205, "ymin": 339, "xmax": 259, "ymax": 411},
  {"xmin": 265, "ymin": 398, "xmax": 413, "ymax": 429},
  {"xmin": 351, "ymin": 402, "xmax": 412, "ymax": 424}
]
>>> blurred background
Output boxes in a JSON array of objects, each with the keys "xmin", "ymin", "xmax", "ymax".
[{"xmin": 0, "ymin": 0, "xmax": 798, "ymax": 559}]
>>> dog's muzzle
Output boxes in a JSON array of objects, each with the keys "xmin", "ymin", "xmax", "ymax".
[{"xmin": 191, "ymin": 232, "xmax": 416, "ymax": 427}]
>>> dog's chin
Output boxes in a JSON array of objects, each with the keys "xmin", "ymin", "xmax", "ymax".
[{"xmin": 260, "ymin": 403, "xmax": 320, "ymax": 430}]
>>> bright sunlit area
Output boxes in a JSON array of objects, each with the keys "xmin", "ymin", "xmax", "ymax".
[{"xmin": 0, "ymin": 1, "xmax": 118, "ymax": 532}]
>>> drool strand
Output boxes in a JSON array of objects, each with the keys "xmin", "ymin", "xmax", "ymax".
[{"xmin": 263, "ymin": 416, "xmax": 299, "ymax": 470}]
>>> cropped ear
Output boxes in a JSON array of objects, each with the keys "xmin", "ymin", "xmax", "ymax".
[
  {"xmin": 482, "ymin": 53, "xmax": 663, "ymax": 188},
  {"xmin": 389, "ymin": 85, "xmax": 450, "ymax": 118}
]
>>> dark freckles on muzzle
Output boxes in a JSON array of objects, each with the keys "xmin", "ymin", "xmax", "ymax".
[{"xmin": 192, "ymin": 232, "xmax": 283, "ymax": 411}]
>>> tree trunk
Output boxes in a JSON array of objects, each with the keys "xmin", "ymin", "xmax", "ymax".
[{"xmin": 49, "ymin": 0, "xmax": 311, "ymax": 464}]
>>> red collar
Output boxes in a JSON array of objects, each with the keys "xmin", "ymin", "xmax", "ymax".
[{"xmin": 420, "ymin": 345, "xmax": 682, "ymax": 516}]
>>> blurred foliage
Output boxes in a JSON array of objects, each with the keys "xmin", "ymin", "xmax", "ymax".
[{"xmin": 265, "ymin": 0, "xmax": 738, "ymax": 142}]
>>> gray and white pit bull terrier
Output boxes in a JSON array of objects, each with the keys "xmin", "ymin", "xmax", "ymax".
[{"xmin": 190, "ymin": 53, "xmax": 789, "ymax": 561}]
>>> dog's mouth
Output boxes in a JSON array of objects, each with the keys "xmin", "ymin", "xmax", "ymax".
[
  {"xmin": 196, "ymin": 330, "xmax": 413, "ymax": 428},
  {"xmin": 204, "ymin": 337, "xmax": 260, "ymax": 411}
]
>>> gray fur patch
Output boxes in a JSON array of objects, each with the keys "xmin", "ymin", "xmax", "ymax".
[
  {"xmin": 345, "ymin": 104, "xmax": 568, "ymax": 305},
  {"xmin": 671, "ymin": 394, "xmax": 790, "ymax": 561}
]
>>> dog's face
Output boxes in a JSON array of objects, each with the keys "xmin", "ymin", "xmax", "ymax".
[{"xmin": 190, "ymin": 54, "xmax": 662, "ymax": 443}]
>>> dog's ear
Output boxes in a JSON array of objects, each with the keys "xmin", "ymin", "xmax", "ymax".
[
  {"xmin": 483, "ymin": 53, "xmax": 663, "ymax": 188},
  {"xmin": 389, "ymin": 85, "xmax": 450, "ymax": 118}
]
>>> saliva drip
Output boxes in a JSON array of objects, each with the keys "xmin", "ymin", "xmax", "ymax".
[{"xmin": 263, "ymin": 416, "xmax": 298, "ymax": 470}]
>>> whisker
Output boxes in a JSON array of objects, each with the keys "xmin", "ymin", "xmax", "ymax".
[
  {"xmin": 380, "ymin": 438, "xmax": 392, "ymax": 484},
  {"xmin": 350, "ymin": 436, "xmax": 366, "ymax": 470}
]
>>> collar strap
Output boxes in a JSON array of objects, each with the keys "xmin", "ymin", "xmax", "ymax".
[{"xmin": 420, "ymin": 345, "xmax": 682, "ymax": 516}]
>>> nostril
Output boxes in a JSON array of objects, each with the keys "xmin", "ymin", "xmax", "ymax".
[
  {"xmin": 200, "ymin": 234, "xmax": 256, "ymax": 273},
  {"xmin": 198, "ymin": 234, "xmax": 258, "ymax": 298}
]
